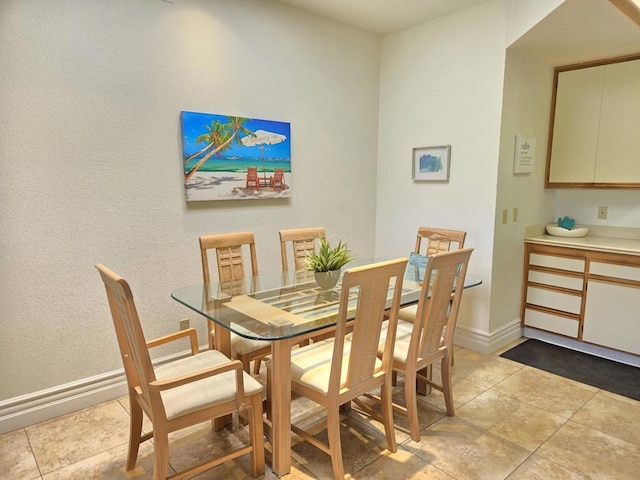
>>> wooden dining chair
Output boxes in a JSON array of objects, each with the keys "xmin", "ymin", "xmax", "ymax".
[
  {"xmin": 278, "ymin": 227, "xmax": 326, "ymax": 271},
  {"xmin": 199, "ymin": 232, "xmax": 272, "ymax": 374},
  {"xmin": 270, "ymin": 258, "xmax": 407, "ymax": 479},
  {"xmin": 378, "ymin": 248, "xmax": 473, "ymax": 442},
  {"xmin": 400, "ymin": 227, "xmax": 467, "ymax": 365},
  {"xmin": 96, "ymin": 264, "xmax": 264, "ymax": 479},
  {"xmin": 414, "ymin": 226, "xmax": 466, "ymax": 257},
  {"xmin": 246, "ymin": 167, "xmax": 259, "ymax": 190}
]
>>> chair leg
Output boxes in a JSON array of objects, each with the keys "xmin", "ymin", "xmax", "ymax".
[
  {"xmin": 441, "ymin": 354, "xmax": 455, "ymax": 416},
  {"xmin": 380, "ymin": 381, "xmax": 397, "ymax": 453},
  {"xmin": 253, "ymin": 358, "xmax": 262, "ymax": 375},
  {"xmin": 327, "ymin": 408, "xmax": 345, "ymax": 480},
  {"xmin": 391, "ymin": 370, "xmax": 398, "ymax": 386},
  {"xmin": 152, "ymin": 427, "xmax": 169, "ymax": 480},
  {"xmin": 249, "ymin": 393, "xmax": 265, "ymax": 477},
  {"xmin": 417, "ymin": 365, "xmax": 432, "ymax": 396},
  {"xmin": 208, "ymin": 321, "xmax": 215, "ymax": 350},
  {"xmin": 238, "ymin": 354, "xmax": 251, "ymax": 374},
  {"xmin": 126, "ymin": 396, "xmax": 143, "ymax": 471},
  {"xmin": 404, "ymin": 369, "xmax": 421, "ymax": 442},
  {"xmin": 265, "ymin": 365, "xmax": 272, "ymax": 422}
]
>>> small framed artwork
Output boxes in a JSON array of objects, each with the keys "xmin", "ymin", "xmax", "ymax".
[{"xmin": 412, "ymin": 145, "xmax": 451, "ymax": 182}]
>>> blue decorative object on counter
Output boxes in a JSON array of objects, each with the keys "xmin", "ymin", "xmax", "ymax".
[{"xmin": 557, "ymin": 216, "xmax": 576, "ymax": 230}]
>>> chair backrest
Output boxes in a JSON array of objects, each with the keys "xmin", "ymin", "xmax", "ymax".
[
  {"xmin": 200, "ymin": 232, "xmax": 259, "ymax": 283},
  {"xmin": 246, "ymin": 167, "xmax": 259, "ymax": 189},
  {"xmin": 330, "ymin": 258, "xmax": 408, "ymax": 393},
  {"xmin": 415, "ymin": 227, "xmax": 466, "ymax": 256},
  {"xmin": 278, "ymin": 227, "xmax": 326, "ymax": 271},
  {"xmin": 96, "ymin": 264, "xmax": 157, "ymax": 405},
  {"xmin": 410, "ymin": 248, "xmax": 473, "ymax": 360},
  {"xmin": 273, "ymin": 168, "xmax": 284, "ymax": 182}
]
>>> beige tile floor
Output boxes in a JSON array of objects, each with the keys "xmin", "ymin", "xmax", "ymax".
[{"xmin": 3, "ymin": 340, "xmax": 640, "ymax": 479}]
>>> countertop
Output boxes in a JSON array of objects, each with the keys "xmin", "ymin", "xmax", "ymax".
[{"xmin": 525, "ymin": 234, "xmax": 640, "ymax": 256}]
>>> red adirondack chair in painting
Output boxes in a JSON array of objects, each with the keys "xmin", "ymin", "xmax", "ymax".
[
  {"xmin": 270, "ymin": 168, "xmax": 285, "ymax": 191},
  {"xmin": 246, "ymin": 167, "xmax": 259, "ymax": 190}
]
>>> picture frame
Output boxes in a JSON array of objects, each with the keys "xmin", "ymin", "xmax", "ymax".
[
  {"xmin": 181, "ymin": 111, "xmax": 291, "ymax": 201},
  {"xmin": 412, "ymin": 145, "xmax": 451, "ymax": 182}
]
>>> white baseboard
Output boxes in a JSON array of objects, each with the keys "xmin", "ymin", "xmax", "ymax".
[
  {"xmin": 0, "ymin": 348, "xmax": 202, "ymax": 435},
  {"xmin": 454, "ymin": 319, "xmax": 523, "ymax": 355},
  {"xmin": 1, "ymin": 320, "xmax": 527, "ymax": 435}
]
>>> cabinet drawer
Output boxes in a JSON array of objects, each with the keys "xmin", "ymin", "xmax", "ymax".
[
  {"xmin": 524, "ymin": 308, "xmax": 579, "ymax": 338},
  {"xmin": 589, "ymin": 261, "xmax": 640, "ymax": 282},
  {"xmin": 530, "ymin": 253, "xmax": 585, "ymax": 273},
  {"xmin": 528, "ymin": 270, "xmax": 583, "ymax": 290},
  {"xmin": 526, "ymin": 286, "xmax": 582, "ymax": 314}
]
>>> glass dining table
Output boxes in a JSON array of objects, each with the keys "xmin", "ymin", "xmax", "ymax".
[{"xmin": 171, "ymin": 258, "xmax": 481, "ymax": 477}]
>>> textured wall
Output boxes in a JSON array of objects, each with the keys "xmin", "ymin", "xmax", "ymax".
[
  {"xmin": 0, "ymin": 0, "xmax": 380, "ymax": 400},
  {"xmin": 374, "ymin": 0, "xmax": 508, "ymax": 335}
]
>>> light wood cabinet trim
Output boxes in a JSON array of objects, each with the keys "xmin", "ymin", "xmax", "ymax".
[
  {"xmin": 527, "ymin": 244, "xmax": 588, "ymax": 261},
  {"xmin": 524, "ymin": 304, "xmax": 580, "ymax": 321},
  {"xmin": 609, "ymin": 0, "xmax": 640, "ymax": 26},
  {"xmin": 527, "ymin": 282, "xmax": 583, "ymax": 297},
  {"xmin": 522, "ymin": 243, "xmax": 587, "ymax": 333},
  {"xmin": 588, "ymin": 275, "xmax": 640, "ymax": 289},
  {"xmin": 524, "ymin": 307, "xmax": 580, "ymax": 338},
  {"xmin": 526, "ymin": 286, "xmax": 583, "ymax": 315},
  {"xmin": 528, "ymin": 264, "xmax": 585, "ymax": 278}
]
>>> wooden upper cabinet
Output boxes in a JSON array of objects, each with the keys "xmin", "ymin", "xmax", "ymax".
[
  {"xmin": 548, "ymin": 67, "xmax": 603, "ymax": 184},
  {"xmin": 546, "ymin": 54, "xmax": 640, "ymax": 189},
  {"xmin": 595, "ymin": 59, "xmax": 640, "ymax": 183}
]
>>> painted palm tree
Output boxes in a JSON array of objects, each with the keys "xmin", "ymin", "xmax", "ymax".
[
  {"xmin": 184, "ymin": 116, "xmax": 254, "ymax": 180},
  {"xmin": 183, "ymin": 120, "xmax": 227, "ymax": 164}
]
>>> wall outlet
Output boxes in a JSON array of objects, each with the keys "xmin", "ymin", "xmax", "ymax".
[
  {"xmin": 179, "ymin": 318, "xmax": 190, "ymax": 330},
  {"xmin": 513, "ymin": 207, "xmax": 518, "ymax": 222},
  {"xmin": 597, "ymin": 206, "xmax": 608, "ymax": 220},
  {"xmin": 502, "ymin": 209, "xmax": 508, "ymax": 224}
]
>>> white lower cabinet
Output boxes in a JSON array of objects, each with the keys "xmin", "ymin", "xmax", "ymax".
[
  {"xmin": 523, "ymin": 242, "xmax": 640, "ymax": 356},
  {"xmin": 583, "ymin": 280, "xmax": 640, "ymax": 355}
]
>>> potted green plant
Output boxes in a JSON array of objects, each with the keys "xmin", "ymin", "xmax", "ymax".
[{"xmin": 305, "ymin": 238, "xmax": 355, "ymax": 289}]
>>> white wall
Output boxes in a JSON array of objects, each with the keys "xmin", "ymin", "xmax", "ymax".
[
  {"xmin": 375, "ymin": 0, "xmax": 509, "ymax": 338},
  {"xmin": 375, "ymin": 0, "xmax": 569, "ymax": 350},
  {"xmin": 491, "ymin": 49, "xmax": 556, "ymax": 332},
  {"xmin": 555, "ymin": 190, "xmax": 640, "ymax": 228},
  {"xmin": 0, "ymin": 0, "xmax": 380, "ymax": 402}
]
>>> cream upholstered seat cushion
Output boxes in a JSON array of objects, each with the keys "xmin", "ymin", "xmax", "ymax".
[
  {"xmin": 231, "ymin": 332, "xmax": 270, "ymax": 356},
  {"xmin": 378, "ymin": 319, "xmax": 445, "ymax": 363},
  {"xmin": 289, "ymin": 338, "xmax": 382, "ymax": 395},
  {"xmin": 155, "ymin": 350, "xmax": 263, "ymax": 421},
  {"xmin": 209, "ymin": 331, "xmax": 270, "ymax": 356},
  {"xmin": 378, "ymin": 319, "xmax": 413, "ymax": 362},
  {"xmin": 398, "ymin": 304, "xmax": 418, "ymax": 323}
]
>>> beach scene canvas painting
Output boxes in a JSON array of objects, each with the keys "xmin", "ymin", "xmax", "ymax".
[{"xmin": 181, "ymin": 111, "xmax": 291, "ymax": 201}]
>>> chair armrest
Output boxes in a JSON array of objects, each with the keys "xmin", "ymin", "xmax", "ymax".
[
  {"xmin": 148, "ymin": 358, "xmax": 244, "ymax": 391},
  {"xmin": 147, "ymin": 327, "xmax": 199, "ymax": 355}
]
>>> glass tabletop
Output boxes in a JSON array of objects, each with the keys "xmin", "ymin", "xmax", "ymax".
[{"xmin": 171, "ymin": 258, "xmax": 481, "ymax": 341}]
